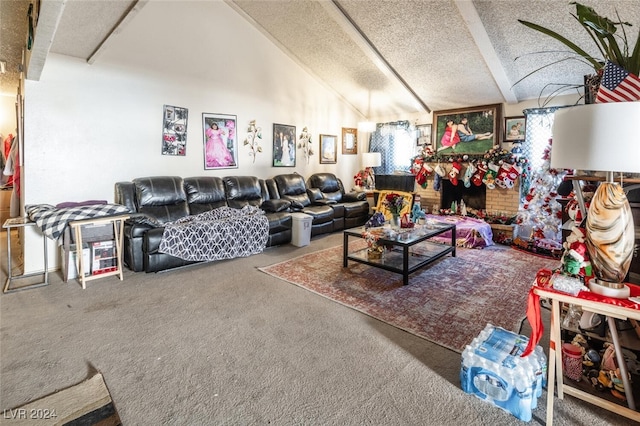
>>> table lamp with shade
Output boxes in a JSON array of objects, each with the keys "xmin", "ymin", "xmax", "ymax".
[
  {"xmin": 551, "ymin": 102, "xmax": 640, "ymax": 298},
  {"xmin": 361, "ymin": 152, "xmax": 382, "ymax": 190}
]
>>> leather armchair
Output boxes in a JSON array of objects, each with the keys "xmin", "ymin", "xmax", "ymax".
[{"xmin": 307, "ymin": 173, "xmax": 369, "ymax": 230}]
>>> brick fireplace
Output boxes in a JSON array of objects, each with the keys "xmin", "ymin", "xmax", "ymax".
[{"xmin": 415, "ymin": 178, "xmax": 521, "ymax": 217}]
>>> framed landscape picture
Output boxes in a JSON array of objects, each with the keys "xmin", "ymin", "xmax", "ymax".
[
  {"xmin": 162, "ymin": 105, "xmax": 188, "ymax": 156},
  {"xmin": 504, "ymin": 116, "xmax": 526, "ymax": 142},
  {"xmin": 202, "ymin": 113, "xmax": 238, "ymax": 169},
  {"xmin": 342, "ymin": 127, "xmax": 357, "ymax": 155},
  {"xmin": 273, "ymin": 123, "xmax": 296, "ymax": 167},
  {"xmin": 433, "ymin": 103, "xmax": 502, "ymax": 155},
  {"xmin": 320, "ymin": 134, "xmax": 337, "ymax": 164}
]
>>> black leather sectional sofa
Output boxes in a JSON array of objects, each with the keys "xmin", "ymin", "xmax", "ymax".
[{"xmin": 114, "ymin": 173, "xmax": 369, "ymax": 273}]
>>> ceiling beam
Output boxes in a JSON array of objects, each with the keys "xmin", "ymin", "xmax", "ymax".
[
  {"xmin": 88, "ymin": 0, "xmax": 148, "ymax": 65},
  {"xmin": 26, "ymin": 0, "xmax": 66, "ymax": 82},
  {"xmin": 324, "ymin": 1, "xmax": 431, "ymax": 114},
  {"xmin": 454, "ymin": 0, "xmax": 518, "ymax": 104}
]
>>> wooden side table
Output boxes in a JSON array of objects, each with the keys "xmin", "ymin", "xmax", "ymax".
[
  {"xmin": 69, "ymin": 215, "xmax": 129, "ymax": 289},
  {"xmin": 3, "ymin": 217, "xmax": 49, "ymax": 294},
  {"xmin": 534, "ymin": 286, "xmax": 640, "ymax": 424}
]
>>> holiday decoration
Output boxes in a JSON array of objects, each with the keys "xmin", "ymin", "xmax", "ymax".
[
  {"xmin": 483, "ymin": 163, "xmax": 499, "ymax": 189},
  {"xmin": 463, "ymin": 162, "xmax": 476, "ymax": 188},
  {"xmin": 433, "ymin": 163, "xmax": 446, "ymax": 191},
  {"xmin": 516, "ymin": 139, "xmax": 566, "ymax": 247},
  {"xmin": 449, "ymin": 161, "xmax": 462, "ymax": 185}
]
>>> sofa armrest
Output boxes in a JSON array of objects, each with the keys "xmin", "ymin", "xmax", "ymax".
[
  {"xmin": 261, "ymin": 199, "xmax": 291, "ymax": 213},
  {"xmin": 127, "ymin": 213, "xmax": 162, "ymax": 228},
  {"xmin": 343, "ymin": 191, "xmax": 366, "ymax": 202}
]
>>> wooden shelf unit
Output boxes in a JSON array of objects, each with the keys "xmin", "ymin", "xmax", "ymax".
[{"xmin": 68, "ymin": 215, "xmax": 129, "ymax": 289}]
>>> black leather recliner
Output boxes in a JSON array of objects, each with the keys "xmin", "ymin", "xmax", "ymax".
[
  {"xmin": 306, "ymin": 173, "xmax": 369, "ymax": 231},
  {"xmin": 273, "ymin": 173, "xmax": 335, "ymax": 236},
  {"xmin": 222, "ymin": 176, "xmax": 292, "ymax": 247}
]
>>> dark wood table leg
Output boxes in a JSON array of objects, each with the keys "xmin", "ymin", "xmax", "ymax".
[
  {"xmin": 403, "ymin": 245, "xmax": 409, "ymax": 285},
  {"xmin": 343, "ymin": 232, "xmax": 348, "ymax": 267},
  {"xmin": 451, "ymin": 225, "xmax": 456, "ymax": 257}
]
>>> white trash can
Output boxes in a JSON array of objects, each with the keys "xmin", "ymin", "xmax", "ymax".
[{"xmin": 290, "ymin": 212, "xmax": 313, "ymax": 247}]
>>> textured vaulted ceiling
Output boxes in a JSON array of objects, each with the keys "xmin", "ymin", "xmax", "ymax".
[{"xmin": 1, "ymin": 0, "xmax": 639, "ymax": 118}]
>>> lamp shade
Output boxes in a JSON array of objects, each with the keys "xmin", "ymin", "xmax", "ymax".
[
  {"xmin": 358, "ymin": 121, "xmax": 376, "ymax": 132},
  {"xmin": 361, "ymin": 152, "xmax": 381, "ymax": 168},
  {"xmin": 551, "ymin": 102, "xmax": 640, "ymax": 173}
]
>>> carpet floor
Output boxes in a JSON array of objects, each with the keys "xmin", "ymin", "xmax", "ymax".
[
  {"xmin": 1, "ymin": 232, "xmax": 632, "ymax": 425},
  {"xmin": 259, "ymin": 243, "xmax": 558, "ymax": 353}
]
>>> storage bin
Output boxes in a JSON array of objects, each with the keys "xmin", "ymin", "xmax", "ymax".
[
  {"xmin": 460, "ymin": 324, "xmax": 547, "ymax": 422},
  {"xmin": 290, "ymin": 212, "xmax": 312, "ymax": 247}
]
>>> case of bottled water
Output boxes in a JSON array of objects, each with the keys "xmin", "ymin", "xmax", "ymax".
[{"xmin": 460, "ymin": 324, "xmax": 547, "ymax": 422}]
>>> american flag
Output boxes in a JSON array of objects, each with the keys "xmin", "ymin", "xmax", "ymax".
[{"xmin": 595, "ymin": 61, "xmax": 640, "ymax": 103}]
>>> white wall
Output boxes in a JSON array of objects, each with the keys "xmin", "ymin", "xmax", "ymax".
[{"xmin": 22, "ymin": 0, "xmax": 363, "ymax": 272}]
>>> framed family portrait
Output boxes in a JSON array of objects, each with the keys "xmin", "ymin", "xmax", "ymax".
[
  {"xmin": 319, "ymin": 134, "xmax": 337, "ymax": 164},
  {"xmin": 162, "ymin": 105, "xmax": 188, "ymax": 156},
  {"xmin": 504, "ymin": 116, "xmax": 526, "ymax": 142},
  {"xmin": 273, "ymin": 123, "xmax": 296, "ymax": 167},
  {"xmin": 416, "ymin": 124, "xmax": 432, "ymax": 146},
  {"xmin": 433, "ymin": 103, "xmax": 502, "ymax": 155},
  {"xmin": 202, "ymin": 113, "xmax": 238, "ymax": 170},
  {"xmin": 342, "ymin": 127, "xmax": 357, "ymax": 155}
]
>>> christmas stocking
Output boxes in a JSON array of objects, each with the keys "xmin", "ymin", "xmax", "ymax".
[
  {"xmin": 496, "ymin": 163, "xmax": 521, "ymax": 189},
  {"xmin": 416, "ymin": 164, "xmax": 432, "ymax": 188},
  {"xmin": 433, "ymin": 163, "xmax": 446, "ymax": 191},
  {"xmin": 449, "ymin": 161, "xmax": 462, "ymax": 186},
  {"xmin": 472, "ymin": 162, "xmax": 487, "ymax": 186},
  {"xmin": 483, "ymin": 163, "xmax": 499, "ymax": 189},
  {"xmin": 463, "ymin": 162, "xmax": 476, "ymax": 188}
]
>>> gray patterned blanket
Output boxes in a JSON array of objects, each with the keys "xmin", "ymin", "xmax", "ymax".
[{"xmin": 158, "ymin": 206, "xmax": 269, "ymax": 261}]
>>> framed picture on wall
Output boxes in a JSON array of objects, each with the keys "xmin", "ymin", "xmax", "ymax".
[
  {"xmin": 504, "ymin": 116, "xmax": 526, "ymax": 142},
  {"xmin": 320, "ymin": 134, "xmax": 337, "ymax": 164},
  {"xmin": 273, "ymin": 123, "xmax": 296, "ymax": 167},
  {"xmin": 342, "ymin": 127, "xmax": 357, "ymax": 155},
  {"xmin": 416, "ymin": 124, "xmax": 432, "ymax": 147},
  {"xmin": 202, "ymin": 113, "xmax": 238, "ymax": 169},
  {"xmin": 162, "ymin": 105, "xmax": 188, "ymax": 156},
  {"xmin": 433, "ymin": 103, "xmax": 502, "ymax": 156}
]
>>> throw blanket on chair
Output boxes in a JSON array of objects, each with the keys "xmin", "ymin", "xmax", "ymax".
[
  {"xmin": 159, "ymin": 206, "xmax": 269, "ymax": 261},
  {"xmin": 26, "ymin": 203, "xmax": 131, "ymax": 240}
]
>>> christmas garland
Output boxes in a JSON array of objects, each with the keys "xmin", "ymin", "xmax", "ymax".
[{"xmin": 409, "ymin": 143, "xmax": 529, "ymax": 190}]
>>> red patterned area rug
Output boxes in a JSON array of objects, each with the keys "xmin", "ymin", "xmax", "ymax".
[{"xmin": 259, "ymin": 243, "xmax": 558, "ymax": 353}]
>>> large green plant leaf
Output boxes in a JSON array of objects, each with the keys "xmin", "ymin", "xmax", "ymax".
[{"xmin": 518, "ymin": 2, "xmax": 640, "ymax": 78}]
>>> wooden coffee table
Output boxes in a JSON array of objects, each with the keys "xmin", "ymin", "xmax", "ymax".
[{"xmin": 343, "ymin": 222, "xmax": 456, "ymax": 285}]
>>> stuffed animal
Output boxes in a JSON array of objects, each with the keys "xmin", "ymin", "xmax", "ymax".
[{"xmin": 411, "ymin": 203, "xmax": 427, "ymax": 223}]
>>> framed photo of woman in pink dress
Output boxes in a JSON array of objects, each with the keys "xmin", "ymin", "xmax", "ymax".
[{"xmin": 202, "ymin": 113, "xmax": 238, "ymax": 169}]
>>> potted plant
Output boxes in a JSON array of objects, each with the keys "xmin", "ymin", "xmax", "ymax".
[{"xmin": 516, "ymin": 2, "xmax": 640, "ymax": 100}]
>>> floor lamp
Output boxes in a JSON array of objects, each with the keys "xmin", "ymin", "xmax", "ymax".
[
  {"xmin": 362, "ymin": 152, "xmax": 381, "ymax": 190},
  {"xmin": 552, "ymin": 102, "xmax": 640, "ymax": 298}
]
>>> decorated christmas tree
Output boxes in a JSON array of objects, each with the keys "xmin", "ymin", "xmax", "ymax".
[{"xmin": 515, "ymin": 139, "xmax": 566, "ymax": 248}]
